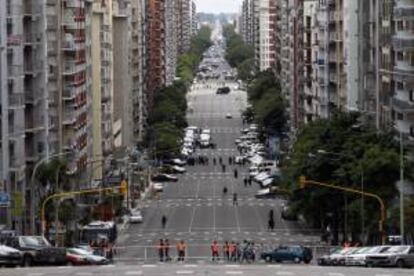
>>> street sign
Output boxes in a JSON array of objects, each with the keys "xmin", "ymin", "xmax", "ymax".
[{"xmin": 0, "ymin": 192, "xmax": 11, "ymax": 207}]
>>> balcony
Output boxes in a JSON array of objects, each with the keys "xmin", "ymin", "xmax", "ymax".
[
  {"xmin": 8, "ymin": 93, "xmax": 25, "ymax": 109},
  {"xmin": 10, "ymin": 157, "xmax": 26, "ymax": 172},
  {"xmin": 24, "ymin": 61, "xmax": 43, "ymax": 75},
  {"xmin": 64, "ymin": 0, "xmax": 84, "ymax": 9},
  {"xmin": 63, "ymin": 62, "xmax": 86, "ymax": 75},
  {"xmin": 24, "ymin": 33, "xmax": 42, "ymax": 45},
  {"xmin": 392, "ymin": 97, "xmax": 414, "ymax": 114},
  {"xmin": 7, "ymin": 65, "xmax": 23, "ymax": 78},
  {"xmin": 393, "ymin": 5, "xmax": 414, "ymax": 19},
  {"xmin": 25, "ymin": 118, "xmax": 45, "ymax": 133},
  {"xmin": 62, "ymin": 40, "xmax": 85, "ymax": 51},
  {"xmin": 392, "ymin": 34, "xmax": 414, "ymax": 50},
  {"xmin": 395, "ymin": 60, "xmax": 414, "ymax": 73}
]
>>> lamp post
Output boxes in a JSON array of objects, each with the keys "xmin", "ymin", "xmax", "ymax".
[
  {"xmin": 29, "ymin": 150, "xmax": 73, "ymax": 235},
  {"xmin": 315, "ymin": 149, "xmax": 365, "ymax": 242},
  {"xmin": 400, "ymin": 130, "xmax": 405, "ymax": 245}
]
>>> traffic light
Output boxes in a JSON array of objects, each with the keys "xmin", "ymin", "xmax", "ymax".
[
  {"xmin": 299, "ymin": 176, "xmax": 306, "ymax": 189},
  {"xmin": 120, "ymin": 180, "xmax": 128, "ymax": 196}
]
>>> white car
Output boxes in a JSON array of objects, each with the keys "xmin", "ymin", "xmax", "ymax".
[
  {"xmin": 172, "ymin": 158, "xmax": 186, "ymax": 166},
  {"xmin": 153, "ymin": 183, "xmax": 164, "ymax": 192},
  {"xmin": 202, "ymin": 129, "xmax": 211, "ymax": 135},
  {"xmin": 225, "ymin": 113, "xmax": 233, "ymax": 119},
  {"xmin": 260, "ymin": 177, "xmax": 275, "ymax": 188},
  {"xmin": 254, "ymin": 172, "xmax": 270, "ymax": 182},
  {"xmin": 129, "ymin": 210, "xmax": 143, "ymax": 223},
  {"xmin": 172, "ymin": 165, "xmax": 186, "ymax": 173}
]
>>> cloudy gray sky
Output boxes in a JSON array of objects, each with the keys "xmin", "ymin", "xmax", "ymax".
[{"xmin": 193, "ymin": 0, "xmax": 241, "ymax": 13}]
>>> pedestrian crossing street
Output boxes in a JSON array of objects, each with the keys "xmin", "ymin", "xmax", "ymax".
[{"xmin": 139, "ymin": 197, "xmax": 280, "ymax": 209}]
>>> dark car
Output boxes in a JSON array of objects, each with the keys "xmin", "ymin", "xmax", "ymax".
[
  {"xmin": 216, "ymin": 87, "xmax": 230, "ymax": 94},
  {"xmin": 261, "ymin": 246, "xmax": 313, "ymax": 264},
  {"xmin": 3, "ymin": 236, "xmax": 67, "ymax": 267},
  {"xmin": 0, "ymin": 245, "xmax": 22, "ymax": 267},
  {"xmin": 151, "ymin": 174, "xmax": 178, "ymax": 182}
]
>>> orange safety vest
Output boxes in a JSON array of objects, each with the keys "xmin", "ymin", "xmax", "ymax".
[
  {"xmin": 177, "ymin": 243, "xmax": 186, "ymax": 251},
  {"xmin": 229, "ymin": 244, "xmax": 235, "ymax": 253},
  {"xmin": 211, "ymin": 243, "xmax": 219, "ymax": 253}
]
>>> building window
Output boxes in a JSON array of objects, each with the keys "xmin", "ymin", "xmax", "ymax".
[
  {"xmin": 410, "ymin": 90, "xmax": 414, "ymax": 102},
  {"xmin": 397, "ymin": 81, "xmax": 404, "ymax": 90},
  {"xmin": 397, "ymin": 112, "xmax": 404, "ymax": 120},
  {"xmin": 396, "ymin": 51, "xmax": 404, "ymax": 61}
]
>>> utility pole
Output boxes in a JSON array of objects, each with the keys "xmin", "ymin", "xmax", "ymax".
[{"xmin": 400, "ymin": 130, "xmax": 404, "ymax": 244}]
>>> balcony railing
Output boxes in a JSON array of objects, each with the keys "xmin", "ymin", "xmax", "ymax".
[
  {"xmin": 392, "ymin": 35, "xmax": 414, "ymax": 50},
  {"xmin": 8, "ymin": 93, "xmax": 25, "ymax": 108},
  {"xmin": 392, "ymin": 97, "xmax": 414, "ymax": 113},
  {"xmin": 393, "ymin": 6, "xmax": 414, "ymax": 19}
]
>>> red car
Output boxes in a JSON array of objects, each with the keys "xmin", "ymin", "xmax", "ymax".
[{"xmin": 66, "ymin": 248, "xmax": 88, "ymax": 265}]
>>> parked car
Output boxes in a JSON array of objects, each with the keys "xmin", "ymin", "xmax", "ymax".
[
  {"xmin": 172, "ymin": 165, "xmax": 186, "ymax": 173},
  {"xmin": 317, "ymin": 248, "xmax": 343, "ymax": 266},
  {"xmin": 261, "ymin": 246, "xmax": 313, "ymax": 264},
  {"xmin": 319, "ymin": 247, "xmax": 360, "ymax": 266},
  {"xmin": 365, "ymin": 245, "xmax": 414, "ymax": 268},
  {"xmin": 225, "ymin": 113, "xmax": 233, "ymax": 119},
  {"xmin": 66, "ymin": 248, "xmax": 109, "ymax": 265},
  {"xmin": 151, "ymin": 174, "xmax": 178, "ymax": 182},
  {"xmin": 345, "ymin": 246, "xmax": 391, "ymax": 266},
  {"xmin": 153, "ymin": 183, "xmax": 164, "ymax": 192},
  {"xmin": 0, "ymin": 244, "xmax": 22, "ymax": 267},
  {"xmin": 255, "ymin": 188, "xmax": 277, "ymax": 199},
  {"xmin": 164, "ymin": 158, "xmax": 186, "ymax": 166},
  {"xmin": 128, "ymin": 210, "xmax": 143, "ymax": 223},
  {"xmin": 3, "ymin": 236, "xmax": 67, "ymax": 266},
  {"xmin": 216, "ymin": 86, "xmax": 230, "ymax": 94}
]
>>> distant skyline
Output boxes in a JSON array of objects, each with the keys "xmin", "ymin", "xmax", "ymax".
[{"xmin": 193, "ymin": 0, "xmax": 241, "ymax": 14}]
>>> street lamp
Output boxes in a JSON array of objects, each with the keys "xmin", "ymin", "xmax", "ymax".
[
  {"xmin": 399, "ymin": 130, "xmax": 405, "ymax": 245},
  {"xmin": 29, "ymin": 150, "xmax": 74, "ymax": 235},
  {"xmin": 313, "ymin": 149, "xmax": 365, "ymax": 242}
]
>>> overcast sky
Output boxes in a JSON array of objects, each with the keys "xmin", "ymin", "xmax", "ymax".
[{"xmin": 193, "ymin": 0, "xmax": 241, "ymax": 13}]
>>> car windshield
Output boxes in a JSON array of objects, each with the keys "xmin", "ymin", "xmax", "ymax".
[
  {"xmin": 20, "ymin": 236, "xmax": 50, "ymax": 247},
  {"xmin": 385, "ymin": 246, "xmax": 409, "ymax": 254},
  {"xmin": 69, "ymin": 248, "xmax": 90, "ymax": 255}
]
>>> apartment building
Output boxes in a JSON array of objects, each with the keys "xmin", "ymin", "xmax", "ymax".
[
  {"xmin": 0, "ymin": 0, "xmax": 49, "ymax": 234},
  {"xmin": 165, "ymin": 0, "xmax": 177, "ymax": 86},
  {"xmin": 176, "ymin": 0, "xmax": 192, "ymax": 54},
  {"xmin": 257, "ymin": 0, "xmax": 277, "ymax": 71},
  {"xmin": 191, "ymin": 1, "xmax": 198, "ymax": 36},
  {"xmin": 391, "ymin": 0, "xmax": 414, "ymax": 147}
]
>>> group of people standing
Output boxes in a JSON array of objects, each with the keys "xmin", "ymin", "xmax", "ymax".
[
  {"xmin": 215, "ymin": 240, "xmax": 257, "ymax": 263},
  {"xmin": 157, "ymin": 239, "xmax": 187, "ymax": 262}
]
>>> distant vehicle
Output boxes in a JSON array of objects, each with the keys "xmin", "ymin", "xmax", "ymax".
[
  {"xmin": 216, "ymin": 87, "xmax": 230, "ymax": 94},
  {"xmin": 151, "ymin": 174, "xmax": 178, "ymax": 182},
  {"xmin": 261, "ymin": 246, "xmax": 313, "ymax": 264},
  {"xmin": 171, "ymin": 165, "xmax": 186, "ymax": 174},
  {"xmin": 255, "ymin": 188, "xmax": 277, "ymax": 199},
  {"xmin": 365, "ymin": 245, "xmax": 414, "ymax": 268},
  {"xmin": 3, "ymin": 236, "xmax": 67, "ymax": 267},
  {"xmin": 0, "ymin": 244, "xmax": 22, "ymax": 267},
  {"xmin": 171, "ymin": 158, "xmax": 187, "ymax": 166},
  {"xmin": 80, "ymin": 221, "xmax": 117, "ymax": 244},
  {"xmin": 318, "ymin": 247, "xmax": 359, "ymax": 266},
  {"xmin": 66, "ymin": 248, "xmax": 109, "ymax": 266},
  {"xmin": 128, "ymin": 210, "xmax": 143, "ymax": 224},
  {"xmin": 225, "ymin": 113, "xmax": 233, "ymax": 119},
  {"xmin": 153, "ymin": 183, "xmax": 164, "ymax": 192}
]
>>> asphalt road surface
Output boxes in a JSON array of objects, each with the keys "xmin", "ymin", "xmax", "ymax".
[
  {"xmin": 0, "ymin": 264, "xmax": 411, "ymax": 276},
  {"xmin": 114, "ymin": 53, "xmax": 321, "ymax": 264}
]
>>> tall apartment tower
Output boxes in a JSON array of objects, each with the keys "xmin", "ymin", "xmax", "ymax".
[
  {"xmin": 257, "ymin": 0, "xmax": 277, "ymax": 71},
  {"xmin": 1, "ymin": 0, "xmax": 49, "ymax": 233},
  {"xmin": 191, "ymin": 1, "xmax": 198, "ymax": 35},
  {"xmin": 176, "ymin": 0, "xmax": 192, "ymax": 54},
  {"xmin": 390, "ymin": 0, "xmax": 414, "ymax": 150},
  {"xmin": 165, "ymin": 0, "xmax": 177, "ymax": 86},
  {"xmin": 146, "ymin": 0, "xmax": 166, "ymax": 107}
]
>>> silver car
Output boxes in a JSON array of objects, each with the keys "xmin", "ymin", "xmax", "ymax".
[
  {"xmin": 365, "ymin": 245, "xmax": 414, "ymax": 268},
  {"xmin": 345, "ymin": 246, "xmax": 390, "ymax": 266}
]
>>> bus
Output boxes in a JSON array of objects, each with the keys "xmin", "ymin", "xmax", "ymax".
[{"xmin": 79, "ymin": 221, "xmax": 117, "ymax": 244}]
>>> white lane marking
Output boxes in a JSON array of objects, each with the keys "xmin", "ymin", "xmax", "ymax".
[
  {"xmin": 328, "ymin": 273, "xmax": 344, "ymax": 276},
  {"xmin": 184, "ymin": 264, "xmax": 198, "ymax": 267},
  {"xmin": 76, "ymin": 273, "xmax": 93, "ymax": 276},
  {"xmin": 225, "ymin": 264, "xmax": 240, "ymax": 268},
  {"xmin": 27, "ymin": 273, "xmax": 44, "ymax": 276},
  {"xmin": 176, "ymin": 271, "xmax": 194, "ymax": 274},
  {"xmin": 225, "ymin": 272, "xmax": 243, "ymax": 275},
  {"xmin": 142, "ymin": 264, "xmax": 157, "ymax": 268},
  {"xmin": 266, "ymin": 264, "xmax": 281, "ymax": 268},
  {"xmin": 125, "ymin": 271, "xmax": 143, "ymax": 275},
  {"xmin": 375, "ymin": 275, "xmax": 393, "ymax": 276},
  {"xmin": 276, "ymin": 272, "xmax": 294, "ymax": 276}
]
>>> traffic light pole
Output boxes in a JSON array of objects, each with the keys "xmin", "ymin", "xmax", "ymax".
[
  {"xmin": 299, "ymin": 176, "xmax": 386, "ymax": 244},
  {"xmin": 41, "ymin": 185, "xmax": 125, "ymax": 237}
]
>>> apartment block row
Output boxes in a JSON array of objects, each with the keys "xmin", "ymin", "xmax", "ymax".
[
  {"xmin": 0, "ymin": 0, "xmax": 197, "ymax": 234},
  {"xmin": 239, "ymin": 0, "xmax": 413, "ymax": 147}
]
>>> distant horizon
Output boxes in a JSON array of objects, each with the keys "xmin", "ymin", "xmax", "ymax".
[{"xmin": 193, "ymin": 0, "xmax": 241, "ymax": 14}]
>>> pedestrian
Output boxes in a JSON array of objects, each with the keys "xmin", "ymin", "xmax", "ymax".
[
  {"xmin": 164, "ymin": 239, "xmax": 171, "ymax": 261},
  {"xmin": 219, "ymin": 157, "xmax": 222, "ymax": 164},
  {"xmin": 176, "ymin": 240, "xmax": 187, "ymax": 262},
  {"xmin": 158, "ymin": 239, "xmax": 164, "ymax": 262},
  {"xmin": 222, "ymin": 164, "xmax": 226, "ymax": 173},
  {"xmin": 162, "ymin": 215, "xmax": 167, "ymax": 229},
  {"xmin": 211, "ymin": 240, "xmax": 220, "ymax": 262},
  {"xmin": 248, "ymin": 178, "xmax": 252, "ymax": 186},
  {"xmin": 234, "ymin": 169, "xmax": 238, "ymax": 178},
  {"xmin": 236, "ymin": 243, "xmax": 242, "ymax": 262},
  {"xmin": 228, "ymin": 156, "xmax": 232, "ymax": 165},
  {"xmin": 213, "ymin": 157, "xmax": 216, "ymax": 165},
  {"xmin": 223, "ymin": 241, "xmax": 230, "ymax": 261},
  {"xmin": 268, "ymin": 218, "xmax": 275, "ymax": 232},
  {"xmin": 244, "ymin": 178, "xmax": 248, "ymax": 187},
  {"xmin": 229, "ymin": 241, "xmax": 236, "ymax": 262},
  {"xmin": 233, "ymin": 193, "xmax": 238, "ymax": 206},
  {"xmin": 269, "ymin": 209, "xmax": 274, "ymax": 221}
]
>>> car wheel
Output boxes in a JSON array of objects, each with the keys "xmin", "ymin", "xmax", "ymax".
[
  {"xmin": 293, "ymin": 257, "xmax": 301, "ymax": 264},
  {"xmin": 396, "ymin": 259, "xmax": 405, "ymax": 268},
  {"xmin": 265, "ymin": 256, "xmax": 272, "ymax": 263},
  {"xmin": 304, "ymin": 259, "xmax": 311, "ymax": 264},
  {"xmin": 23, "ymin": 256, "xmax": 32, "ymax": 267}
]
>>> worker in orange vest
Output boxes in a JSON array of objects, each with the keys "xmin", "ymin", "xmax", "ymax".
[
  {"xmin": 229, "ymin": 241, "xmax": 236, "ymax": 262},
  {"xmin": 223, "ymin": 241, "xmax": 230, "ymax": 261},
  {"xmin": 176, "ymin": 240, "xmax": 187, "ymax": 262},
  {"xmin": 211, "ymin": 240, "xmax": 219, "ymax": 261}
]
